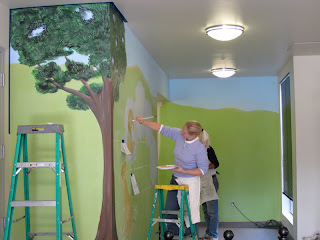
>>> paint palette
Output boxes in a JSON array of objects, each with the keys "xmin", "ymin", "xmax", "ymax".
[{"xmin": 156, "ymin": 165, "xmax": 177, "ymax": 170}]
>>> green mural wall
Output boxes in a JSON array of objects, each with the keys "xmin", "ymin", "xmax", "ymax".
[
  {"xmin": 159, "ymin": 102, "xmax": 281, "ymax": 222},
  {"xmin": 9, "ymin": 3, "xmax": 159, "ymax": 240},
  {"xmin": 10, "ymin": 63, "xmax": 102, "ymax": 239},
  {"xmin": 114, "ymin": 65, "xmax": 157, "ymax": 240},
  {"xmin": 10, "ymin": 64, "xmax": 157, "ymax": 240}
]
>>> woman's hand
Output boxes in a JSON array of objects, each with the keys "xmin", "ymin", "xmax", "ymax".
[
  {"xmin": 172, "ymin": 164, "xmax": 204, "ymax": 176},
  {"xmin": 172, "ymin": 164, "xmax": 185, "ymax": 174},
  {"xmin": 136, "ymin": 116, "xmax": 144, "ymax": 124},
  {"xmin": 135, "ymin": 116, "xmax": 161, "ymax": 132}
]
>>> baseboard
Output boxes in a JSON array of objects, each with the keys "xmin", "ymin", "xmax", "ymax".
[
  {"xmin": 211, "ymin": 221, "xmax": 295, "ymax": 240},
  {"xmin": 218, "ymin": 221, "xmax": 271, "ymax": 228}
]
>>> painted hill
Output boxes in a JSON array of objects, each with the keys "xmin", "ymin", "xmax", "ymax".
[{"xmin": 159, "ymin": 102, "xmax": 281, "ymax": 222}]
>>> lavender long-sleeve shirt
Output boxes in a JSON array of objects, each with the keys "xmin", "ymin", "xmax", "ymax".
[{"xmin": 160, "ymin": 125, "xmax": 209, "ymax": 178}]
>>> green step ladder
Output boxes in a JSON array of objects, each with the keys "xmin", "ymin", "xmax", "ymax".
[
  {"xmin": 3, "ymin": 124, "xmax": 77, "ymax": 240},
  {"xmin": 147, "ymin": 184, "xmax": 198, "ymax": 240}
]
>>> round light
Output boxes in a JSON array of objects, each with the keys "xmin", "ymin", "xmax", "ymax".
[
  {"xmin": 211, "ymin": 68, "xmax": 237, "ymax": 78},
  {"xmin": 205, "ymin": 25, "xmax": 244, "ymax": 41}
]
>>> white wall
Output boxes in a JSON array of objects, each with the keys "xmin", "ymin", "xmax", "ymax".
[
  {"xmin": 0, "ymin": 5, "xmax": 9, "ymax": 172},
  {"xmin": 278, "ymin": 58, "xmax": 297, "ymax": 239},
  {"xmin": 279, "ymin": 52, "xmax": 320, "ymax": 240},
  {"xmin": 0, "ymin": 4, "xmax": 9, "ymax": 47},
  {"xmin": 0, "ymin": 4, "xmax": 9, "ymax": 83},
  {"xmin": 0, "ymin": 3, "xmax": 9, "ymax": 240},
  {"xmin": 293, "ymin": 55, "xmax": 320, "ymax": 239}
]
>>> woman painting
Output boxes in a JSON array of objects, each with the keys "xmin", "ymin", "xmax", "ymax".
[{"xmin": 136, "ymin": 116, "xmax": 210, "ymax": 238}]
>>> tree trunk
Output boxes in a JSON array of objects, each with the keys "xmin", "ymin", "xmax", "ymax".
[{"xmin": 89, "ymin": 77, "xmax": 118, "ymax": 240}]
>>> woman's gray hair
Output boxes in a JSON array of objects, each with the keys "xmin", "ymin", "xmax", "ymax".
[{"xmin": 185, "ymin": 120, "xmax": 210, "ymax": 149}]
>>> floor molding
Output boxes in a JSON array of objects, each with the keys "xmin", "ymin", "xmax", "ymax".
[
  {"xmin": 218, "ymin": 221, "xmax": 272, "ymax": 228},
  {"xmin": 213, "ymin": 221, "xmax": 295, "ymax": 240}
]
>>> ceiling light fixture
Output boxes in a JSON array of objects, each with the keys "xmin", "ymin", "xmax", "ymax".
[
  {"xmin": 205, "ymin": 25, "xmax": 244, "ymax": 41},
  {"xmin": 211, "ymin": 68, "xmax": 237, "ymax": 78}
]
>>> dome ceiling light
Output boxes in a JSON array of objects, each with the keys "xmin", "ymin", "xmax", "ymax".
[
  {"xmin": 205, "ymin": 25, "xmax": 244, "ymax": 41},
  {"xmin": 211, "ymin": 68, "xmax": 237, "ymax": 78}
]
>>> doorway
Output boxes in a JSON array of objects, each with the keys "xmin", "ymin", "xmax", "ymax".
[{"xmin": 0, "ymin": 46, "xmax": 4, "ymax": 240}]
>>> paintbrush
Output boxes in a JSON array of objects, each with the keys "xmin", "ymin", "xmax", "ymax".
[{"xmin": 132, "ymin": 116, "xmax": 154, "ymax": 122}]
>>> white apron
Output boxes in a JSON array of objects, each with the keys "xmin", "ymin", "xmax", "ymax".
[{"xmin": 175, "ymin": 176, "xmax": 200, "ymax": 227}]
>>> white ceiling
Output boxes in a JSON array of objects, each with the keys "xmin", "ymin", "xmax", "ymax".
[{"xmin": 1, "ymin": 0, "xmax": 320, "ymax": 79}]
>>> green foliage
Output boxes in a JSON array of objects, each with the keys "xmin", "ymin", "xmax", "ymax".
[
  {"xmin": 35, "ymin": 80, "xmax": 58, "ymax": 94},
  {"xmin": 66, "ymin": 83, "xmax": 103, "ymax": 110},
  {"xmin": 109, "ymin": 5, "xmax": 127, "ymax": 101},
  {"xmin": 65, "ymin": 59, "xmax": 99, "ymax": 80},
  {"xmin": 32, "ymin": 62, "xmax": 71, "ymax": 93},
  {"xmin": 10, "ymin": 3, "xmax": 126, "ymax": 108},
  {"xmin": 66, "ymin": 94, "xmax": 89, "ymax": 111},
  {"xmin": 86, "ymin": 82, "xmax": 103, "ymax": 95},
  {"xmin": 10, "ymin": 7, "xmax": 75, "ymax": 66},
  {"xmin": 98, "ymin": 61, "xmax": 111, "ymax": 78}
]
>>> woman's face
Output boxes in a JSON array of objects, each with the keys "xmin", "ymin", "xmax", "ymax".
[{"xmin": 180, "ymin": 125, "xmax": 196, "ymax": 141}]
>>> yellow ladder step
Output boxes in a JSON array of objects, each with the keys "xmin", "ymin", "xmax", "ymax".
[{"xmin": 155, "ymin": 184, "xmax": 189, "ymax": 192}]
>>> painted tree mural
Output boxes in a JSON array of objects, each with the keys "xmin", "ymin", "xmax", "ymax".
[{"xmin": 10, "ymin": 3, "xmax": 126, "ymax": 240}]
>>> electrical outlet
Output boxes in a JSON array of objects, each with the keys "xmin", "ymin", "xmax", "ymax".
[{"xmin": 231, "ymin": 201, "xmax": 235, "ymax": 207}]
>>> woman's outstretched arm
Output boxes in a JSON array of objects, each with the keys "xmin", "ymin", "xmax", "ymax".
[{"xmin": 136, "ymin": 116, "xmax": 161, "ymax": 132}]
